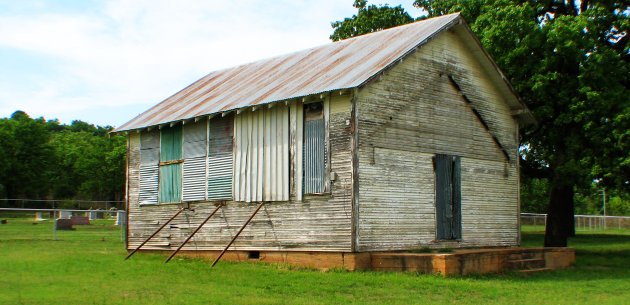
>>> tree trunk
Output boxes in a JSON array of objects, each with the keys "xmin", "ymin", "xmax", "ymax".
[{"xmin": 544, "ymin": 174, "xmax": 575, "ymax": 247}]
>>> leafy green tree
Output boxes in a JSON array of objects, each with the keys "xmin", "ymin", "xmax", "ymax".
[
  {"xmin": 49, "ymin": 123, "xmax": 125, "ymax": 201},
  {"xmin": 332, "ymin": 0, "xmax": 630, "ymax": 246},
  {"xmin": 330, "ymin": 0, "xmax": 414, "ymax": 41},
  {"xmin": 0, "ymin": 111, "xmax": 126, "ymax": 206},
  {"xmin": 0, "ymin": 111, "xmax": 55, "ymax": 200}
]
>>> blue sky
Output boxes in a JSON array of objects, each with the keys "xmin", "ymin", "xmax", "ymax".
[{"xmin": 0, "ymin": 1, "xmax": 423, "ymax": 127}]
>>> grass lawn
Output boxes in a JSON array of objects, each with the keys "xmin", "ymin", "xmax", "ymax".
[{"xmin": 1, "ymin": 217, "xmax": 629, "ymax": 305}]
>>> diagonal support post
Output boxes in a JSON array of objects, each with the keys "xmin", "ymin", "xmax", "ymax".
[
  {"xmin": 211, "ymin": 202, "xmax": 265, "ymax": 268},
  {"xmin": 125, "ymin": 207, "xmax": 186, "ymax": 260},
  {"xmin": 164, "ymin": 203, "xmax": 224, "ymax": 263}
]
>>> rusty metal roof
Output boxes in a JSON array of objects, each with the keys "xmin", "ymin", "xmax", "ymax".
[{"xmin": 116, "ymin": 13, "xmax": 463, "ymax": 132}]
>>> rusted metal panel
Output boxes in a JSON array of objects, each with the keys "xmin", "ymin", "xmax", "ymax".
[{"xmin": 115, "ymin": 14, "xmax": 463, "ymax": 132}]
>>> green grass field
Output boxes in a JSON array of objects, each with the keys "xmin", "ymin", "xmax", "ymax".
[{"xmin": 1, "ymin": 217, "xmax": 629, "ymax": 305}]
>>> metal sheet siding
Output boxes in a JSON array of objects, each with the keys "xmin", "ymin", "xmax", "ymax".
[
  {"xmin": 139, "ymin": 164, "xmax": 158, "ymax": 204},
  {"xmin": 234, "ymin": 106, "xmax": 289, "ymax": 202},
  {"xmin": 303, "ymin": 118, "xmax": 326, "ymax": 193},
  {"xmin": 183, "ymin": 157, "xmax": 206, "ymax": 201},
  {"xmin": 207, "ymin": 115, "xmax": 234, "ymax": 200},
  {"xmin": 183, "ymin": 121, "xmax": 207, "ymax": 158},
  {"xmin": 208, "ymin": 155, "xmax": 233, "ymax": 200},
  {"xmin": 126, "ymin": 94, "xmax": 354, "ymax": 252},
  {"xmin": 116, "ymin": 14, "xmax": 462, "ymax": 132},
  {"xmin": 139, "ymin": 130, "xmax": 159, "ymax": 203}
]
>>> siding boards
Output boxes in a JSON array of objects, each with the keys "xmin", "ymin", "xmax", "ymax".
[{"xmin": 356, "ymin": 31, "xmax": 519, "ymax": 251}]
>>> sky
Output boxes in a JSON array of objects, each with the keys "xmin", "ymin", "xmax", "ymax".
[{"xmin": 0, "ymin": 0, "xmax": 423, "ymax": 127}]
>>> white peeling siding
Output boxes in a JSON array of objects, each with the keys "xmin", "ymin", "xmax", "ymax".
[{"xmin": 356, "ymin": 30, "xmax": 520, "ymax": 251}]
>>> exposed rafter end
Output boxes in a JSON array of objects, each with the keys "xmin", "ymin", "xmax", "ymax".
[{"xmin": 267, "ymin": 103, "xmax": 275, "ymax": 109}]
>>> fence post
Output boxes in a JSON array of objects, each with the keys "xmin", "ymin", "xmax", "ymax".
[{"xmin": 53, "ymin": 218, "xmax": 58, "ymax": 241}]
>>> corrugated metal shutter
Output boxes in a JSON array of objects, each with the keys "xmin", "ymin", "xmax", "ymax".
[
  {"xmin": 183, "ymin": 157, "xmax": 206, "ymax": 201},
  {"xmin": 435, "ymin": 154, "xmax": 461, "ymax": 240},
  {"xmin": 139, "ymin": 164, "xmax": 158, "ymax": 204},
  {"xmin": 183, "ymin": 121, "xmax": 206, "ymax": 158},
  {"xmin": 182, "ymin": 121, "xmax": 207, "ymax": 201},
  {"xmin": 303, "ymin": 117, "xmax": 325, "ymax": 193},
  {"xmin": 208, "ymin": 115, "xmax": 234, "ymax": 200},
  {"xmin": 139, "ymin": 130, "xmax": 159, "ymax": 204},
  {"xmin": 234, "ymin": 106, "xmax": 289, "ymax": 202}
]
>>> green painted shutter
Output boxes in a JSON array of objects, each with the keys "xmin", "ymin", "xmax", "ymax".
[
  {"xmin": 160, "ymin": 125, "xmax": 183, "ymax": 161},
  {"xmin": 159, "ymin": 125, "xmax": 183, "ymax": 203},
  {"xmin": 159, "ymin": 164, "xmax": 182, "ymax": 203}
]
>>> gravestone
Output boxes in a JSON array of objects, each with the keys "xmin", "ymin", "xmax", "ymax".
[
  {"xmin": 55, "ymin": 218, "xmax": 73, "ymax": 230},
  {"xmin": 71, "ymin": 216, "xmax": 90, "ymax": 225}
]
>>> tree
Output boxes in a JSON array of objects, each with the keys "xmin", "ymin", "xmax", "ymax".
[
  {"xmin": 0, "ymin": 111, "xmax": 55, "ymax": 199},
  {"xmin": 330, "ymin": 0, "xmax": 414, "ymax": 41},
  {"xmin": 332, "ymin": 0, "xmax": 630, "ymax": 246},
  {"xmin": 0, "ymin": 111, "xmax": 126, "ymax": 206}
]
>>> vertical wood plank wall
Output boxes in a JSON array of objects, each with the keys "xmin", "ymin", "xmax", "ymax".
[
  {"xmin": 126, "ymin": 94, "xmax": 354, "ymax": 252},
  {"xmin": 356, "ymin": 29, "xmax": 519, "ymax": 251}
]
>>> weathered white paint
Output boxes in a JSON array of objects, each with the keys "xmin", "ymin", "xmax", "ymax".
[{"xmin": 356, "ymin": 27, "xmax": 519, "ymax": 251}]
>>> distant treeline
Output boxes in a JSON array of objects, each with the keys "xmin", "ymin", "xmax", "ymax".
[{"xmin": 0, "ymin": 111, "xmax": 125, "ymax": 204}]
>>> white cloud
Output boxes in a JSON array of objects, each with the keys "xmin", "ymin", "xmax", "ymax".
[{"xmin": 0, "ymin": 0, "xmax": 419, "ymax": 126}]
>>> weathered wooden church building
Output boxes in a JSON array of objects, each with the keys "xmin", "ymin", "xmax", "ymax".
[{"xmin": 114, "ymin": 13, "xmax": 562, "ymax": 273}]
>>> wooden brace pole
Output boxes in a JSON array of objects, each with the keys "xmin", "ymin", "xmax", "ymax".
[
  {"xmin": 164, "ymin": 203, "xmax": 224, "ymax": 263},
  {"xmin": 211, "ymin": 202, "xmax": 265, "ymax": 268},
  {"xmin": 125, "ymin": 207, "xmax": 186, "ymax": 260}
]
